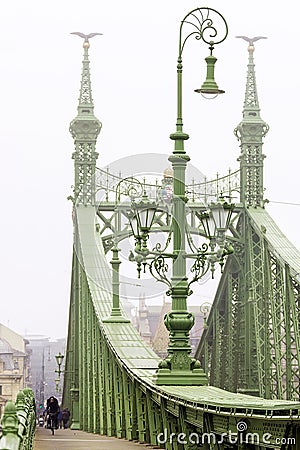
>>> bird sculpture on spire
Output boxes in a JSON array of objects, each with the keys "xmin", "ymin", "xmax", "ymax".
[
  {"xmin": 236, "ymin": 36, "xmax": 267, "ymax": 46},
  {"xmin": 71, "ymin": 32, "xmax": 103, "ymax": 43}
]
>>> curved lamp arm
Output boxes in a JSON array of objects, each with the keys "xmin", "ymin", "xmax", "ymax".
[{"xmin": 172, "ymin": 7, "xmax": 228, "ymax": 151}]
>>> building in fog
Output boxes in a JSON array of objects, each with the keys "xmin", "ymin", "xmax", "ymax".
[
  {"xmin": 135, "ymin": 295, "xmax": 205, "ymax": 357},
  {"xmin": 0, "ymin": 324, "xmax": 31, "ymax": 417},
  {"xmin": 26, "ymin": 336, "xmax": 66, "ymax": 409}
]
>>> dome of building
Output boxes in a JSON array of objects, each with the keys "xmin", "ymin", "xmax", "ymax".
[
  {"xmin": 0, "ymin": 338, "xmax": 13, "ymax": 354},
  {"xmin": 163, "ymin": 167, "xmax": 173, "ymax": 178}
]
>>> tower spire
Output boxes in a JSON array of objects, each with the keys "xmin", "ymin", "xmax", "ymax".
[
  {"xmin": 234, "ymin": 37, "xmax": 269, "ymax": 207},
  {"xmin": 70, "ymin": 33, "xmax": 102, "ymax": 206}
]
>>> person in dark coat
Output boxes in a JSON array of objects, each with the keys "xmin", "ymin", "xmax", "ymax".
[
  {"xmin": 62, "ymin": 408, "xmax": 71, "ymax": 429},
  {"xmin": 46, "ymin": 396, "xmax": 60, "ymax": 429}
]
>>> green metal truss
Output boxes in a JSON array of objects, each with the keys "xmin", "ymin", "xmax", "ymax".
[
  {"xmin": 63, "ymin": 204, "xmax": 300, "ymax": 449},
  {"xmin": 197, "ymin": 209, "xmax": 300, "ymax": 400},
  {"xmin": 196, "ymin": 40, "xmax": 300, "ymax": 401}
]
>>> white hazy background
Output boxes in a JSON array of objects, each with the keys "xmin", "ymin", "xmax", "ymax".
[{"xmin": 0, "ymin": 1, "xmax": 299, "ymax": 339}]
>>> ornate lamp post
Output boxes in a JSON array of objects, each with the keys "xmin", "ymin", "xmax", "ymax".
[
  {"xmin": 54, "ymin": 352, "xmax": 64, "ymax": 394},
  {"xmin": 55, "ymin": 352, "xmax": 64, "ymax": 377},
  {"xmin": 55, "ymin": 378, "xmax": 61, "ymax": 393},
  {"xmin": 128, "ymin": 7, "xmax": 231, "ymax": 385},
  {"xmin": 103, "ymin": 178, "xmax": 149, "ymax": 323}
]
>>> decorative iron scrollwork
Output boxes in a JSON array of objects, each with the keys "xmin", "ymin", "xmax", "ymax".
[
  {"xmin": 149, "ymin": 255, "xmax": 173, "ymax": 294},
  {"xmin": 179, "ymin": 8, "xmax": 228, "ymax": 57}
]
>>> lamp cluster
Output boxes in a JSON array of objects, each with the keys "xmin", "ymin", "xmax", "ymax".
[
  {"xmin": 128, "ymin": 193, "xmax": 234, "ymax": 285},
  {"xmin": 128, "ymin": 193, "xmax": 157, "ymax": 278},
  {"xmin": 198, "ymin": 197, "xmax": 234, "ymax": 276}
]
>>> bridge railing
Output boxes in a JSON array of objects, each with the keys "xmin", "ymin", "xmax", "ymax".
[
  {"xmin": 95, "ymin": 166, "xmax": 241, "ymax": 204},
  {"xmin": 0, "ymin": 389, "xmax": 36, "ymax": 450}
]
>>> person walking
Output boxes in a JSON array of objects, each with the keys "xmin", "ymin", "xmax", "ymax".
[
  {"xmin": 57, "ymin": 409, "xmax": 63, "ymax": 428},
  {"xmin": 46, "ymin": 396, "xmax": 60, "ymax": 429},
  {"xmin": 62, "ymin": 408, "xmax": 70, "ymax": 429}
]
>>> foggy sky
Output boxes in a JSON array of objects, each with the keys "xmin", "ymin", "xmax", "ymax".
[{"xmin": 1, "ymin": 1, "xmax": 299, "ymax": 339}]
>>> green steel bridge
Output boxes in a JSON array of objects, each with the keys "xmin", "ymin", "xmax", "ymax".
[{"xmin": 60, "ymin": 11, "xmax": 300, "ymax": 450}]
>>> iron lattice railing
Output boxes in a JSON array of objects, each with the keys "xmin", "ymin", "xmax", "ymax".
[
  {"xmin": 95, "ymin": 166, "xmax": 241, "ymax": 204},
  {"xmin": 0, "ymin": 388, "xmax": 36, "ymax": 450}
]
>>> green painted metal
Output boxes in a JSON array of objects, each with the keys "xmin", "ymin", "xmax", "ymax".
[
  {"xmin": 234, "ymin": 39, "xmax": 269, "ymax": 207},
  {"xmin": 196, "ymin": 53, "xmax": 225, "ymax": 96},
  {"xmin": 62, "ymin": 203, "xmax": 300, "ymax": 447},
  {"xmin": 197, "ymin": 206, "xmax": 300, "ymax": 401},
  {"xmin": 102, "ymin": 243, "xmax": 130, "ymax": 323},
  {"xmin": 0, "ymin": 389, "xmax": 36, "ymax": 450},
  {"xmin": 62, "ymin": 12, "xmax": 300, "ymax": 450},
  {"xmin": 196, "ymin": 39, "xmax": 300, "ymax": 402},
  {"xmin": 69, "ymin": 37, "xmax": 101, "ymax": 206},
  {"xmin": 138, "ymin": 7, "xmax": 228, "ymax": 386},
  {"xmin": 102, "ymin": 182, "xmax": 134, "ymax": 323}
]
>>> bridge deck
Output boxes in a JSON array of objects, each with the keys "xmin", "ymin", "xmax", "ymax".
[
  {"xmin": 77, "ymin": 205, "xmax": 300, "ymax": 417},
  {"xmin": 34, "ymin": 427, "xmax": 157, "ymax": 449}
]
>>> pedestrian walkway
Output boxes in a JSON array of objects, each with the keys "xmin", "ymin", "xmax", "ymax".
[{"xmin": 34, "ymin": 426, "xmax": 160, "ymax": 449}]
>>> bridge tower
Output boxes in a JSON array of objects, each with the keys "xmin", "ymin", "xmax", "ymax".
[
  {"xmin": 196, "ymin": 38, "xmax": 300, "ymax": 400},
  {"xmin": 234, "ymin": 37, "xmax": 269, "ymax": 207},
  {"xmin": 69, "ymin": 36, "xmax": 102, "ymax": 206},
  {"xmin": 64, "ymin": 35, "xmax": 102, "ymax": 430},
  {"xmin": 233, "ymin": 37, "xmax": 269, "ymax": 397}
]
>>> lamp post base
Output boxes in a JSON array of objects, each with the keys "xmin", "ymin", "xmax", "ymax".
[
  {"xmin": 153, "ymin": 306, "xmax": 208, "ymax": 385},
  {"xmin": 103, "ymin": 317, "xmax": 130, "ymax": 323},
  {"xmin": 70, "ymin": 387, "xmax": 80, "ymax": 430},
  {"xmin": 102, "ymin": 310, "xmax": 130, "ymax": 323},
  {"xmin": 70, "ymin": 421, "xmax": 81, "ymax": 430},
  {"xmin": 153, "ymin": 367, "xmax": 208, "ymax": 386}
]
